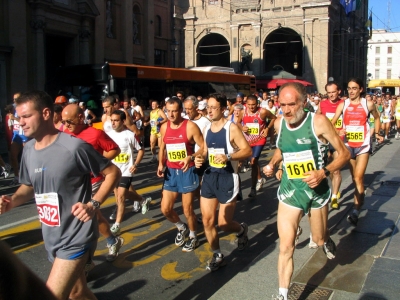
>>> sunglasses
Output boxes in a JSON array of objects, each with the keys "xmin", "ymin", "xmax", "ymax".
[{"xmin": 61, "ymin": 119, "xmax": 77, "ymax": 125}]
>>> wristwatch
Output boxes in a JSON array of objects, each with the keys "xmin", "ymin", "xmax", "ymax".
[
  {"xmin": 191, "ymin": 155, "xmax": 195, "ymax": 161},
  {"xmin": 90, "ymin": 199, "xmax": 101, "ymax": 209},
  {"xmin": 323, "ymin": 167, "xmax": 330, "ymax": 177},
  {"xmin": 226, "ymin": 153, "xmax": 232, "ymax": 161}
]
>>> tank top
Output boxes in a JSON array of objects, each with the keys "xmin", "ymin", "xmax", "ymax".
[
  {"xmin": 163, "ymin": 119, "xmax": 195, "ymax": 169},
  {"xmin": 395, "ymin": 101, "xmax": 400, "ymax": 118},
  {"xmin": 319, "ymin": 99, "xmax": 343, "ymax": 130},
  {"xmin": 343, "ymin": 98, "xmax": 369, "ymax": 148},
  {"xmin": 381, "ymin": 106, "xmax": 391, "ymax": 123},
  {"xmin": 242, "ymin": 108, "xmax": 266, "ymax": 146},
  {"xmin": 277, "ymin": 112, "xmax": 329, "ymax": 195},
  {"xmin": 150, "ymin": 109, "xmax": 160, "ymax": 134},
  {"xmin": 103, "ymin": 119, "xmax": 112, "ymax": 133},
  {"xmin": 203, "ymin": 121, "xmax": 236, "ymax": 174}
]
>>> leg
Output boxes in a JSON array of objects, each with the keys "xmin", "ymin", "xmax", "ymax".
[
  {"xmin": 126, "ymin": 185, "xmax": 143, "ymax": 202},
  {"xmin": 217, "ymin": 201, "xmax": 241, "ymax": 233},
  {"xmin": 181, "ymin": 192, "xmax": 197, "ymax": 232},
  {"xmin": 9, "ymin": 142, "xmax": 21, "ymax": 177},
  {"xmin": 160, "ymin": 190, "xmax": 180, "ymax": 223},
  {"xmin": 150, "ymin": 134, "xmax": 157, "ymax": 156},
  {"xmin": 46, "ymin": 252, "xmax": 96, "ymax": 300},
  {"xmin": 349, "ymin": 153, "xmax": 369, "ymax": 210},
  {"xmin": 309, "ymin": 205, "xmax": 329, "ymax": 247},
  {"xmin": 276, "ymin": 202, "xmax": 303, "ymax": 289},
  {"xmin": 115, "ymin": 187, "xmax": 127, "ymax": 224},
  {"xmin": 201, "ymin": 197, "xmax": 219, "ymax": 250},
  {"xmin": 97, "ymin": 210, "xmax": 113, "ymax": 238},
  {"xmin": 331, "ymin": 151, "xmax": 342, "ymax": 196},
  {"xmin": 250, "ymin": 157, "xmax": 259, "ymax": 189}
]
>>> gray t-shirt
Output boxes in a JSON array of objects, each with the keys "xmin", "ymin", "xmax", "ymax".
[{"xmin": 19, "ymin": 132, "xmax": 110, "ymax": 259}]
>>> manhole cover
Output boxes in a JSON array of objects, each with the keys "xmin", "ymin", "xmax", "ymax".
[
  {"xmin": 288, "ymin": 283, "xmax": 333, "ymax": 300},
  {"xmin": 381, "ymin": 181, "xmax": 400, "ymax": 186}
]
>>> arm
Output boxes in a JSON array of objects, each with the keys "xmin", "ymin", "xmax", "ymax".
[
  {"xmin": 261, "ymin": 109, "xmax": 277, "ymax": 136},
  {"xmin": 180, "ymin": 122, "xmax": 204, "ymax": 172},
  {"xmin": 331, "ymin": 102, "xmax": 345, "ymax": 136},
  {"xmin": 316, "ymin": 103, "xmax": 322, "ymax": 114},
  {"xmin": 157, "ymin": 123, "xmax": 167, "ymax": 177},
  {"xmin": 158, "ymin": 110, "xmax": 168, "ymax": 125},
  {"xmin": 103, "ymin": 149, "xmax": 120, "ymax": 160},
  {"xmin": 263, "ymin": 116, "xmax": 283, "ymax": 177},
  {"xmin": 0, "ymin": 184, "xmax": 34, "ymax": 213},
  {"xmin": 87, "ymin": 110, "xmax": 97, "ymax": 124},
  {"xmin": 302, "ymin": 114, "xmax": 350, "ymax": 188},
  {"xmin": 369, "ymin": 100, "xmax": 384, "ymax": 143}
]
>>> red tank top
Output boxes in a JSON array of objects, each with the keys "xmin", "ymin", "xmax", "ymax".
[
  {"xmin": 343, "ymin": 98, "xmax": 369, "ymax": 148},
  {"xmin": 164, "ymin": 119, "xmax": 195, "ymax": 169},
  {"xmin": 320, "ymin": 99, "xmax": 344, "ymax": 130},
  {"xmin": 242, "ymin": 108, "xmax": 266, "ymax": 146}
]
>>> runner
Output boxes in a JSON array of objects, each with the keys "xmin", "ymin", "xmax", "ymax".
[
  {"xmin": 241, "ymin": 95, "xmax": 276, "ymax": 196},
  {"xmin": 62, "ymin": 104, "xmax": 124, "ymax": 262},
  {"xmin": 107, "ymin": 110, "xmax": 150, "ymax": 235},
  {"xmin": 194, "ymin": 93, "xmax": 252, "ymax": 271},
  {"xmin": 331, "ymin": 78, "xmax": 384, "ymax": 226},
  {"xmin": 0, "ymin": 90, "xmax": 120, "ymax": 300},
  {"xmin": 381, "ymin": 100, "xmax": 392, "ymax": 140},
  {"xmin": 263, "ymin": 83, "xmax": 350, "ymax": 300},
  {"xmin": 157, "ymin": 97, "xmax": 204, "ymax": 252},
  {"xmin": 317, "ymin": 81, "xmax": 344, "ymax": 209},
  {"xmin": 148, "ymin": 100, "xmax": 167, "ymax": 163},
  {"xmin": 395, "ymin": 95, "xmax": 400, "ymax": 140}
]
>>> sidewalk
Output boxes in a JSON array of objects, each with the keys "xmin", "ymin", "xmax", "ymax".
[{"xmin": 211, "ymin": 137, "xmax": 400, "ymax": 300}]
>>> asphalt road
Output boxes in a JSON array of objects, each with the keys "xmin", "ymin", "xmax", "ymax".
[{"xmin": 0, "ymin": 145, "xmax": 358, "ymax": 300}]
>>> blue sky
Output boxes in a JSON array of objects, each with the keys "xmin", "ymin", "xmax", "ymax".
[{"xmin": 369, "ymin": 0, "xmax": 400, "ymax": 31}]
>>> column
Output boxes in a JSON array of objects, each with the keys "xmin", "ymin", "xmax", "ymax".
[
  {"xmin": 79, "ymin": 18, "xmax": 91, "ymax": 64},
  {"xmin": 30, "ymin": 10, "xmax": 46, "ymax": 90},
  {"xmin": 230, "ymin": 25, "xmax": 239, "ymax": 72},
  {"xmin": 252, "ymin": 23, "xmax": 262, "ymax": 75}
]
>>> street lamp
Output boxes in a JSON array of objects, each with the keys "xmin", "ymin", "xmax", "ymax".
[{"xmin": 170, "ymin": 39, "xmax": 179, "ymax": 68}]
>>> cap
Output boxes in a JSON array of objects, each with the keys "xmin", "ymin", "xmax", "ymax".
[
  {"xmin": 69, "ymin": 98, "xmax": 78, "ymax": 104},
  {"xmin": 86, "ymin": 100, "xmax": 98, "ymax": 109},
  {"xmin": 198, "ymin": 101, "xmax": 207, "ymax": 110},
  {"xmin": 237, "ymin": 92, "xmax": 244, "ymax": 98},
  {"xmin": 313, "ymin": 96, "xmax": 319, "ymax": 100},
  {"xmin": 165, "ymin": 97, "xmax": 170, "ymax": 102},
  {"xmin": 55, "ymin": 96, "xmax": 67, "ymax": 104}
]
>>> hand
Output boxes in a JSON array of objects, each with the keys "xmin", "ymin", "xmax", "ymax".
[
  {"xmin": 194, "ymin": 155, "xmax": 204, "ymax": 168},
  {"xmin": 242, "ymin": 125, "xmax": 249, "ymax": 133},
  {"xmin": 263, "ymin": 164, "xmax": 274, "ymax": 177},
  {"xmin": 179, "ymin": 155, "xmax": 192, "ymax": 172},
  {"xmin": 376, "ymin": 135, "xmax": 384, "ymax": 143},
  {"xmin": 302, "ymin": 169, "xmax": 325, "ymax": 188},
  {"xmin": 71, "ymin": 202, "xmax": 96, "ymax": 222},
  {"xmin": 157, "ymin": 164, "xmax": 165, "ymax": 177},
  {"xmin": 129, "ymin": 165, "xmax": 138, "ymax": 174},
  {"xmin": 275, "ymin": 169, "xmax": 283, "ymax": 181},
  {"xmin": 0, "ymin": 195, "xmax": 12, "ymax": 214}
]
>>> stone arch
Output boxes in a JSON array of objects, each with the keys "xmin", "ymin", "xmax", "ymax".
[
  {"xmin": 196, "ymin": 32, "xmax": 230, "ymax": 67},
  {"xmin": 263, "ymin": 27, "xmax": 303, "ymax": 75}
]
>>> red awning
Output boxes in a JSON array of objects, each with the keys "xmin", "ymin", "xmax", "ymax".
[{"xmin": 256, "ymin": 79, "xmax": 314, "ymax": 89}]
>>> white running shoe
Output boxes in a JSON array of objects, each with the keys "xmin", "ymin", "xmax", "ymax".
[
  {"xmin": 132, "ymin": 201, "xmax": 141, "ymax": 212},
  {"xmin": 309, "ymin": 233, "xmax": 318, "ymax": 249},
  {"xmin": 141, "ymin": 196, "xmax": 152, "ymax": 214}
]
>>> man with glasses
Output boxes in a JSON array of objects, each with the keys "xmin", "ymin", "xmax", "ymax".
[
  {"xmin": 62, "ymin": 104, "xmax": 124, "ymax": 262},
  {"xmin": 0, "ymin": 90, "xmax": 120, "ymax": 299},
  {"xmin": 157, "ymin": 97, "xmax": 204, "ymax": 252},
  {"xmin": 331, "ymin": 78, "xmax": 383, "ymax": 226},
  {"xmin": 194, "ymin": 94, "xmax": 252, "ymax": 271}
]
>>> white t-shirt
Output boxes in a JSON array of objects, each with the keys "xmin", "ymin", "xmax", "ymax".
[
  {"xmin": 107, "ymin": 129, "xmax": 142, "ymax": 177},
  {"xmin": 192, "ymin": 116, "xmax": 211, "ymax": 152}
]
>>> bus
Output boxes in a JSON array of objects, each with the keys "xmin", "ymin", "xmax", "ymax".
[{"xmin": 46, "ymin": 63, "xmax": 256, "ymax": 111}]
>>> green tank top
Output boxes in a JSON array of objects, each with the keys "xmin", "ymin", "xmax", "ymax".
[{"xmin": 277, "ymin": 112, "xmax": 330, "ymax": 199}]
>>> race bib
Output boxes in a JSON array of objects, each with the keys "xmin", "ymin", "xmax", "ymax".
[
  {"xmin": 346, "ymin": 125, "xmax": 364, "ymax": 142},
  {"xmin": 208, "ymin": 148, "xmax": 226, "ymax": 168},
  {"xmin": 246, "ymin": 123, "xmax": 260, "ymax": 135},
  {"xmin": 369, "ymin": 115, "xmax": 375, "ymax": 123},
  {"xmin": 326, "ymin": 113, "xmax": 342, "ymax": 129},
  {"xmin": 166, "ymin": 143, "xmax": 187, "ymax": 162},
  {"xmin": 35, "ymin": 193, "xmax": 60, "ymax": 227},
  {"xmin": 114, "ymin": 153, "xmax": 130, "ymax": 163},
  {"xmin": 150, "ymin": 120, "xmax": 156, "ymax": 128},
  {"xmin": 396, "ymin": 107, "xmax": 400, "ymax": 117},
  {"xmin": 283, "ymin": 150, "xmax": 316, "ymax": 179}
]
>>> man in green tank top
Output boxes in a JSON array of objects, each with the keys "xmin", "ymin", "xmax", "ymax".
[{"xmin": 263, "ymin": 83, "xmax": 350, "ymax": 300}]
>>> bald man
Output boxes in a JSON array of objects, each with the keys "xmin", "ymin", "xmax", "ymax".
[{"xmin": 62, "ymin": 104, "xmax": 124, "ymax": 262}]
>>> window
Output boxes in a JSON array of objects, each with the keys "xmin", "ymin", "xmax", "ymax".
[
  {"xmin": 387, "ymin": 57, "xmax": 392, "ymax": 66},
  {"xmin": 155, "ymin": 15, "xmax": 162, "ymax": 37},
  {"xmin": 387, "ymin": 69, "xmax": 392, "ymax": 79},
  {"xmin": 376, "ymin": 47, "xmax": 380, "ymax": 54},
  {"xmin": 375, "ymin": 58, "xmax": 380, "ymax": 66},
  {"xmin": 154, "ymin": 49, "xmax": 167, "ymax": 66},
  {"xmin": 375, "ymin": 69, "xmax": 380, "ymax": 78},
  {"xmin": 133, "ymin": 5, "xmax": 141, "ymax": 44},
  {"xmin": 209, "ymin": 0, "xmax": 218, "ymax": 4},
  {"xmin": 388, "ymin": 46, "xmax": 392, "ymax": 54}
]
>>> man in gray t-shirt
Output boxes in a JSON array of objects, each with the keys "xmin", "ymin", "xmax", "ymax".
[{"xmin": 0, "ymin": 91, "xmax": 121, "ymax": 300}]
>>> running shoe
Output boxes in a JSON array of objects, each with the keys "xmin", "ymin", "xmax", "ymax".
[
  {"xmin": 255, "ymin": 177, "xmax": 267, "ymax": 191},
  {"xmin": 385, "ymin": 135, "xmax": 388, "ymax": 140},
  {"xmin": 237, "ymin": 222, "xmax": 248, "ymax": 250},
  {"xmin": 331, "ymin": 197, "xmax": 339, "ymax": 209},
  {"xmin": 141, "ymin": 196, "xmax": 152, "ymax": 214},
  {"xmin": 206, "ymin": 253, "xmax": 226, "ymax": 271},
  {"xmin": 295, "ymin": 226, "xmax": 302, "ymax": 246},
  {"xmin": 175, "ymin": 223, "xmax": 189, "ymax": 246},
  {"xmin": 347, "ymin": 212, "xmax": 359, "ymax": 226},
  {"xmin": 396, "ymin": 132, "xmax": 400, "ymax": 140},
  {"xmin": 109, "ymin": 206, "xmax": 117, "ymax": 221},
  {"xmin": 248, "ymin": 188, "xmax": 256, "ymax": 198},
  {"xmin": 182, "ymin": 237, "xmax": 199, "ymax": 252},
  {"xmin": 2, "ymin": 164, "xmax": 11, "ymax": 179},
  {"xmin": 271, "ymin": 294, "xmax": 284, "ymax": 300},
  {"xmin": 309, "ymin": 233, "xmax": 318, "ymax": 249},
  {"xmin": 106, "ymin": 236, "xmax": 124, "ymax": 262},
  {"xmin": 110, "ymin": 223, "xmax": 121, "ymax": 236},
  {"xmin": 8, "ymin": 177, "xmax": 19, "ymax": 186},
  {"xmin": 132, "ymin": 201, "xmax": 141, "ymax": 213},
  {"xmin": 323, "ymin": 237, "xmax": 336, "ymax": 259}
]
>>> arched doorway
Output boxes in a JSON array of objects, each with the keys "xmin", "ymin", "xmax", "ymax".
[
  {"xmin": 197, "ymin": 33, "xmax": 230, "ymax": 67},
  {"xmin": 263, "ymin": 28, "xmax": 303, "ymax": 76}
]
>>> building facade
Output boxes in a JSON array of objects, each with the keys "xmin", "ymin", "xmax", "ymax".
[
  {"xmin": 175, "ymin": 0, "xmax": 369, "ymax": 92},
  {"xmin": 367, "ymin": 29, "xmax": 400, "ymax": 87},
  {"xmin": 0, "ymin": 0, "xmax": 175, "ymax": 110}
]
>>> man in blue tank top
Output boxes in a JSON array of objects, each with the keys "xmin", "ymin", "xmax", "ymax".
[{"xmin": 263, "ymin": 83, "xmax": 350, "ymax": 300}]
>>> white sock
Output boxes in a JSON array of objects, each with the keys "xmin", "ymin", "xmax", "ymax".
[
  {"xmin": 258, "ymin": 178, "xmax": 262, "ymax": 182},
  {"xmin": 114, "ymin": 222, "xmax": 120, "ymax": 226},
  {"xmin": 189, "ymin": 230, "xmax": 196, "ymax": 239},
  {"xmin": 279, "ymin": 288, "xmax": 288, "ymax": 300},
  {"xmin": 175, "ymin": 221, "xmax": 184, "ymax": 230},
  {"xmin": 331, "ymin": 193, "xmax": 337, "ymax": 199}
]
